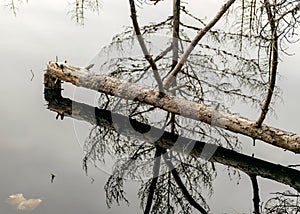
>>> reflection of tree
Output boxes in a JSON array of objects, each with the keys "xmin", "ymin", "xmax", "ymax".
[
  {"xmin": 162, "ymin": 151, "xmax": 209, "ymax": 214},
  {"xmin": 103, "ymin": 143, "xmax": 213, "ymax": 213},
  {"xmin": 44, "ymin": 91, "xmax": 300, "ymax": 213},
  {"xmin": 67, "ymin": 0, "xmax": 100, "ymax": 25},
  {"xmin": 92, "ymin": 125, "xmax": 215, "ymax": 213},
  {"xmin": 250, "ymin": 174, "xmax": 260, "ymax": 214},
  {"xmin": 3, "ymin": 0, "xmax": 100, "ymax": 24},
  {"xmin": 143, "ymin": 146, "xmax": 162, "ymax": 214},
  {"xmin": 264, "ymin": 191, "xmax": 300, "ymax": 213},
  {"xmin": 3, "ymin": 0, "xmax": 28, "ymax": 16}
]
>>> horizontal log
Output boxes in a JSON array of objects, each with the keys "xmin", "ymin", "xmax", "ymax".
[
  {"xmin": 45, "ymin": 61, "xmax": 300, "ymax": 153},
  {"xmin": 44, "ymin": 91, "xmax": 300, "ymax": 192}
]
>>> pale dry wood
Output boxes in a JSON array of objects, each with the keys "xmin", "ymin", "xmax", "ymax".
[{"xmin": 46, "ymin": 61, "xmax": 300, "ymax": 153}]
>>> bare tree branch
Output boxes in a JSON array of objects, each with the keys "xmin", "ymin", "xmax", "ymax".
[
  {"xmin": 129, "ymin": 0, "xmax": 165, "ymax": 94},
  {"xmin": 172, "ymin": 0, "xmax": 180, "ymax": 70},
  {"xmin": 255, "ymin": 0, "xmax": 279, "ymax": 127},
  {"xmin": 163, "ymin": 0, "xmax": 236, "ymax": 89}
]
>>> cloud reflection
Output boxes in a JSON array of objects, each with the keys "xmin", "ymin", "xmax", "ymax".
[{"xmin": 6, "ymin": 193, "xmax": 42, "ymax": 211}]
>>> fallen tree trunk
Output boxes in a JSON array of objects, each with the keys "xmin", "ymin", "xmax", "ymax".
[
  {"xmin": 44, "ymin": 90, "xmax": 300, "ymax": 192},
  {"xmin": 45, "ymin": 61, "xmax": 300, "ymax": 153}
]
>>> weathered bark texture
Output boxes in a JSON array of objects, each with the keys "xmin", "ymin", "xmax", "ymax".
[
  {"xmin": 45, "ymin": 62, "xmax": 300, "ymax": 153},
  {"xmin": 43, "ymin": 90, "xmax": 300, "ymax": 192}
]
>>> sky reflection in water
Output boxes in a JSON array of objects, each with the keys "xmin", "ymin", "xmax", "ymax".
[{"xmin": 0, "ymin": 1, "xmax": 300, "ymax": 213}]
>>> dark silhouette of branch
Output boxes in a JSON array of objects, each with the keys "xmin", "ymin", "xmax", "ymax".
[
  {"xmin": 288, "ymin": 164, "xmax": 300, "ymax": 168},
  {"xmin": 255, "ymin": 0, "xmax": 279, "ymax": 127},
  {"xmin": 163, "ymin": 152, "xmax": 208, "ymax": 214},
  {"xmin": 250, "ymin": 174, "xmax": 261, "ymax": 214},
  {"xmin": 128, "ymin": 0, "xmax": 164, "ymax": 94},
  {"xmin": 144, "ymin": 146, "xmax": 162, "ymax": 214},
  {"xmin": 163, "ymin": 0, "xmax": 236, "ymax": 89}
]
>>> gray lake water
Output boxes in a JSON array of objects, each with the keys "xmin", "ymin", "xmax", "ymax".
[{"xmin": 0, "ymin": 1, "xmax": 300, "ymax": 213}]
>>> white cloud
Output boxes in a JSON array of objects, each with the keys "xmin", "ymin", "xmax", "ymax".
[{"xmin": 6, "ymin": 193, "xmax": 42, "ymax": 211}]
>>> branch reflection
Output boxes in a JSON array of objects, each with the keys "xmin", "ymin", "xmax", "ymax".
[{"xmin": 44, "ymin": 89, "xmax": 300, "ymax": 213}]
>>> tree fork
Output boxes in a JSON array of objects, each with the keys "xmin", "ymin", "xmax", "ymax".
[{"xmin": 45, "ymin": 61, "xmax": 300, "ymax": 153}]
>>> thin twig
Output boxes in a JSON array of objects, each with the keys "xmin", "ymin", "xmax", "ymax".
[
  {"xmin": 129, "ymin": 106, "xmax": 156, "ymax": 117},
  {"xmin": 287, "ymin": 164, "xmax": 300, "ymax": 168},
  {"xmin": 154, "ymin": 45, "xmax": 173, "ymax": 62},
  {"xmin": 30, "ymin": 69, "xmax": 34, "ymax": 81},
  {"xmin": 270, "ymin": 192, "xmax": 300, "ymax": 197}
]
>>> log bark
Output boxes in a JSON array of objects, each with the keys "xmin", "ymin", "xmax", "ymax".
[
  {"xmin": 45, "ymin": 62, "xmax": 300, "ymax": 153},
  {"xmin": 43, "ymin": 90, "xmax": 300, "ymax": 192}
]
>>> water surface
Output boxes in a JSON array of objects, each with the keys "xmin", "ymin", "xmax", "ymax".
[{"xmin": 1, "ymin": 1, "xmax": 300, "ymax": 213}]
